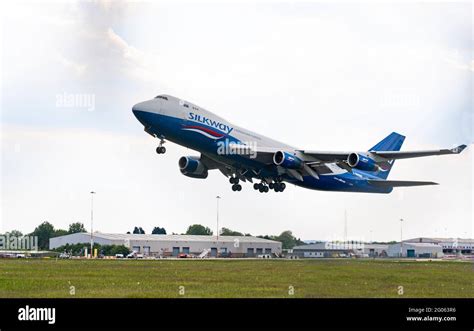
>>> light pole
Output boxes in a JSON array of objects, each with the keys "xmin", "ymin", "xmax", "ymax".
[
  {"xmin": 216, "ymin": 196, "xmax": 221, "ymax": 257},
  {"xmin": 400, "ymin": 218, "xmax": 404, "ymax": 258},
  {"xmin": 90, "ymin": 191, "xmax": 96, "ymax": 258}
]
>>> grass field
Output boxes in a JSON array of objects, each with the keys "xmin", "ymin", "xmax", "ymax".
[{"xmin": 0, "ymin": 259, "xmax": 472, "ymax": 298}]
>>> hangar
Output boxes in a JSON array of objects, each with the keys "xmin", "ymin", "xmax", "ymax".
[
  {"xmin": 291, "ymin": 242, "xmax": 345, "ymax": 258},
  {"xmin": 403, "ymin": 237, "xmax": 473, "ymax": 256},
  {"xmin": 49, "ymin": 232, "xmax": 282, "ymax": 257},
  {"xmin": 291, "ymin": 242, "xmax": 388, "ymax": 258},
  {"xmin": 387, "ymin": 242, "xmax": 443, "ymax": 258}
]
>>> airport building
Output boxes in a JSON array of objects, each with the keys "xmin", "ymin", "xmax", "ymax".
[
  {"xmin": 387, "ymin": 242, "xmax": 443, "ymax": 258},
  {"xmin": 359, "ymin": 244, "xmax": 389, "ymax": 257},
  {"xmin": 291, "ymin": 242, "xmax": 344, "ymax": 258},
  {"xmin": 49, "ymin": 232, "xmax": 282, "ymax": 257},
  {"xmin": 403, "ymin": 237, "xmax": 473, "ymax": 256},
  {"xmin": 291, "ymin": 242, "xmax": 389, "ymax": 258},
  {"xmin": 292, "ymin": 240, "xmax": 470, "ymax": 259}
]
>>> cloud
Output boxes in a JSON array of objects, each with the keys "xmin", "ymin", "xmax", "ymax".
[
  {"xmin": 104, "ymin": 27, "xmax": 160, "ymax": 82},
  {"xmin": 56, "ymin": 53, "xmax": 87, "ymax": 76},
  {"xmin": 444, "ymin": 57, "xmax": 474, "ymax": 72}
]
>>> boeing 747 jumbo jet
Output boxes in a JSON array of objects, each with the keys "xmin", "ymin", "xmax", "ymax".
[{"xmin": 132, "ymin": 95, "xmax": 466, "ymax": 194}]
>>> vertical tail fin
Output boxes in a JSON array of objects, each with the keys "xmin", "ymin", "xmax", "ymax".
[{"xmin": 369, "ymin": 132, "xmax": 405, "ymax": 179}]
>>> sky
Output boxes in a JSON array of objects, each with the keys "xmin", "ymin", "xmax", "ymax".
[{"xmin": 1, "ymin": 1, "xmax": 472, "ymax": 242}]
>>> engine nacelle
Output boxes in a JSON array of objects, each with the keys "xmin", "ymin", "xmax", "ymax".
[
  {"xmin": 273, "ymin": 151, "xmax": 303, "ymax": 169},
  {"xmin": 347, "ymin": 153, "xmax": 378, "ymax": 172},
  {"xmin": 179, "ymin": 156, "xmax": 208, "ymax": 179}
]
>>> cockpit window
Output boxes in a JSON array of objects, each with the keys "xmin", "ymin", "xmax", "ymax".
[
  {"xmin": 155, "ymin": 95, "xmax": 168, "ymax": 100},
  {"xmin": 183, "ymin": 104, "xmax": 189, "ymax": 108}
]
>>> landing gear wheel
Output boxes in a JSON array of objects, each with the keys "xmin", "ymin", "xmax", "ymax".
[
  {"xmin": 232, "ymin": 184, "xmax": 242, "ymax": 192},
  {"xmin": 269, "ymin": 183, "xmax": 274, "ymax": 189},
  {"xmin": 229, "ymin": 177, "xmax": 239, "ymax": 185},
  {"xmin": 273, "ymin": 182, "xmax": 286, "ymax": 192},
  {"xmin": 257, "ymin": 182, "xmax": 269, "ymax": 193},
  {"xmin": 253, "ymin": 183, "xmax": 259, "ymax": 190},
  {"xmin": 156, "ymin": 137, "xmax": 166, "ymax": 154}
]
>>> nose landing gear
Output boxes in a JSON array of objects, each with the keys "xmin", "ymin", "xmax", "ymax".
[{"xmin": 156, "ymin": 138, "xmax": 166, "ymax": 154}]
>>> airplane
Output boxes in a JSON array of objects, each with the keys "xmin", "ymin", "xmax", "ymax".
[{"xmin": 132, "ymin": 94, "xmax": 467, "ymax": 194}]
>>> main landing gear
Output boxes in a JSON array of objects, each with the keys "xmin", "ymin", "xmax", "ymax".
[
  {"xmin": 253, "ymin": 182, "xmax": 269, "ymax": 193},
  {"xmin": 156, "ymin": 138, "xmax": 166, "ymax": 154},
  {"xmin": 229, "ymin": 176, "xmax": 242, "ymax": 192},
  {"xmin": 271, "ymin": 182, "xmax": 286, "ymax": 192},
  {"xmin": 253, "ymin": 180, "xmax": 286, "ymax": 193},
  {"xmin": 228, "ymin": 176, "xmax": 286, "ymax": 193}
]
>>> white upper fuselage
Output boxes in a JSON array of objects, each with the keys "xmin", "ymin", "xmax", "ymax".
[{"xmin": 133, "ymin": 95, "xmax": 294, "ymax": 151}]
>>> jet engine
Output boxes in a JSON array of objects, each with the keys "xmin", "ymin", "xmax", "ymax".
[
  {"xmin": 273, "ymin": 151, "xmax": 303, "ymax": 169},
  {"xmin": 178, "ymin": 156, "xmax": 208, "ymax": 179},
  {"xmin": 347, "ymin": 153, "xmax": 378, "ymax": 172}
]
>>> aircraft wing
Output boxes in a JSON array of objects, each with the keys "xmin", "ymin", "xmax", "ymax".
[
  {"xmin": 200, "ymin": 153, "xmax": 222, "ymax": 169},
  {"xmin": 299, "ymin": 144, "xmax": 466, "ymax": 161},
  {"xmin": 228, "ymin": 144, "xmax": 467, "ymax": 183},
  {"xmin": 368, "ymin": 180, "xmax": 438, "ymax": 187},
  {"xmin": 233, "ymin": 145, "xmax": 280, "ymax": 164},
  {"xmin": 296, "ymin": 151, "xmax": 352, "ymax": 162},
  {"xmin": 370, "ymin": 144, "xmax": 467, "ymax": 159}
]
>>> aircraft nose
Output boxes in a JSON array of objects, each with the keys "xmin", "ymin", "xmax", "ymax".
[
  {"xmin": 132, "ymin": 99, "xmax": 161, "ymax": 114},
  {"xmin": 132, "ymin": 101, "xmax": 148, "ymax": 115},
  {"xmin": 132, "ymin": 102, "xmax": 150, "ymax": 127},
  {"xmin": 132, "ymin": 99, "xmax": 164, "ymax": 131}
]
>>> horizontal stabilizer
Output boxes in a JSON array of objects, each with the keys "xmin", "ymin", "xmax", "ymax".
[{"xmin": 368, "ymin": 180, "xmax": 438, "ymax": 187}]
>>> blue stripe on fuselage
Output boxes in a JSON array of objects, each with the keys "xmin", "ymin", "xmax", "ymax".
[{"xmin": 289, "ymin": 172, "xmax": 393, "ymax": 193}]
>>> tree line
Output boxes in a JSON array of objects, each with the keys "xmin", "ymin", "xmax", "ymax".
[
  {"xmin": 1, "ymin": 222, "xmax": 87, "ymax": 251},
  {"xmin": 52, "ymin": 243, "xmax": 130, "ymax": 257}
]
